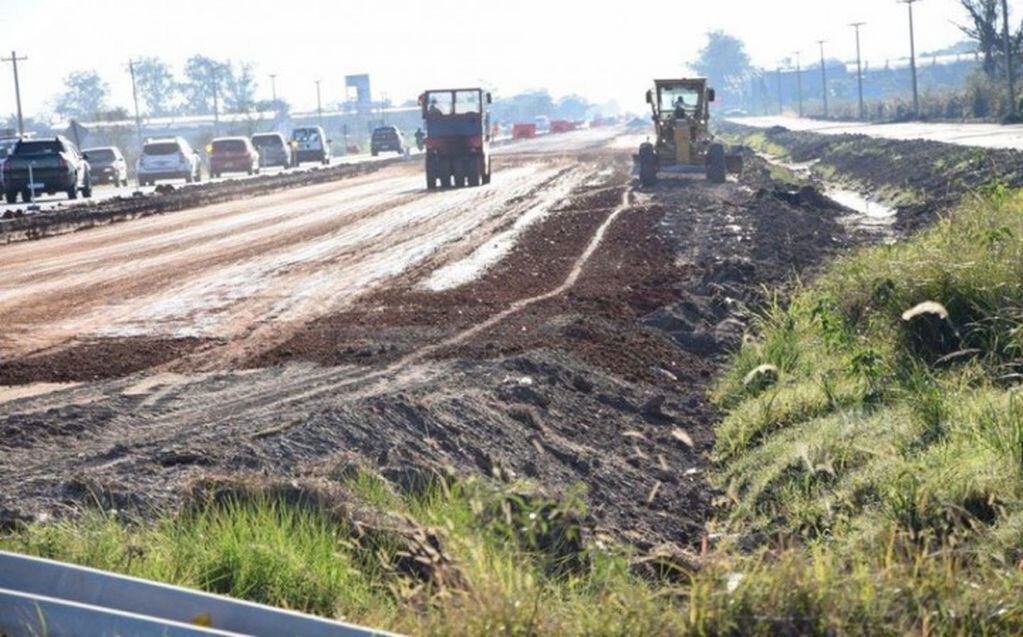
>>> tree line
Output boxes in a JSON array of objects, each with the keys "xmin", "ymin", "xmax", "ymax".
[{"xmin": 53, "ymin": 55, "xmax": 268, "ymax": 121}]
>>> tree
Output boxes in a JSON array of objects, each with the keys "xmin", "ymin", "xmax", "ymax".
[
  {"xmin": 223, "ymin": 62, "xmax": 258, "ymax": 113},
  {"xmin": 691, "ymin": 31, "xmax": 752, "ymax": 100},
  {"xmin": 958, "ymin": 0, "xmax": 1023, "ymax": 77},
  {"xmin": 54, "ymin": 70, "xmax": 109, "ymax": 120},
  {"xmin": 554, "ymin": 94, "xmax": 592, "ymax": 120},
  {"xmin": 134, "ymin": 57, "xmax": 178, "ymax": 116},
  {"xmin": 959, "ymin": 0, "xmax": 1002, "ymax": 75},
  {"xmin": 182, "ymin": 55, "xmax": 229, "ymax": 115}
]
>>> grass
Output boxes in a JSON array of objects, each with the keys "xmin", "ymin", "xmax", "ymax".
[{"xmin": 4, "ymin": 187, "xmax": 1023, "ymax": 635}]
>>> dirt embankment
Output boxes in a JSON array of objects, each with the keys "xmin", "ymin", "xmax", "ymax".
[
  {"xmin": 0, "ymin": 150, "xmax": 859, "ymax": 551},
  {"xmin": 721, "ymin": 121, "xmax": 1023, "ymax": 230}
]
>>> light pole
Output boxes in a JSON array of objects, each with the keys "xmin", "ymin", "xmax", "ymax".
[
  {"xmin": 1002, "ymin": 0, "xmax": 1017, "ymax": 118},
  {"xmin": 128, "ymin": 59, "xmax": 144, "ymax": 151},
  {"xmin": 315, "ymin": 80, "xmax": 323, "ymax": 129},
  {"xmin": 899, "ymin": 0, "xmax": 921, "ymax": 118},
  {"xmin": 850, "ymin": 22, "xmax": 866, "ymax": 120},
  {"xmin": 794, "ymin": 51, "xmax": 804, "ymax": 117},
  {"xmin": 776, "ymin": 66, "xmax": 784, "ymax": 115},
  {"xmin": 2, "ymin": 51, "xmax": 27, "ymax": 136},
  {"xmin": 817, "ymin": 40, "xmax": 829, "ymax": 118}
]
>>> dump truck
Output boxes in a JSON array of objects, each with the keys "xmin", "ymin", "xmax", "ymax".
[
  {"xmin": 420, "ymin": 87, "xmax": 492, "ymax": 189},
  {"xmin": 635, "ymin": 78, "xmax": 742, "ymax": 186}
]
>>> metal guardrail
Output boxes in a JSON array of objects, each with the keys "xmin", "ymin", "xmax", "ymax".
[{"xmin": 0, "ymin": 551, "xmax": 400, "ymax": 637}]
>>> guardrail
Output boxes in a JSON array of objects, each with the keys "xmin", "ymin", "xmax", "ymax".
[{"xmin": 0, "ymin": 551, "xmax": 399, "ymax": 637}]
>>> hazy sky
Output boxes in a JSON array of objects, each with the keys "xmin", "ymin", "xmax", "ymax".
[{"xmin": 0, "ymin": 0, "xmax": 1008, "ymax": 119}]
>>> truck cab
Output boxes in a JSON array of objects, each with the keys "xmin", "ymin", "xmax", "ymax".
[{"xmin": 419, "ymin": 88, "xmax": 492, "ymax": 189}]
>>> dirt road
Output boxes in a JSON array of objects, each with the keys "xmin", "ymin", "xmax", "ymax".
[
  {"xmin": 733, "ymin": 115, "xmax": 1023, "ymax": 150},
  {"xmin": 0, "ymin": 125, "xmax": 855, "ymax": 550}
]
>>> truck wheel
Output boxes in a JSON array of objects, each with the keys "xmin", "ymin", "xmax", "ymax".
[
  {"xmin": 186, "ymin": 172, "xmax": 194, "ymax": 184},
  {"xmin": 482, "ymin": 172, "xmax": 491, "ymax": 185},
  {"xmin": 468, "ymin": 166, "xmax": 480, "ymax": 187},
  {"xmin": 4, "ymin": 191, "xmax": 15, "ymax": 204},
  {"xmin": 21, "ymin": 189, "xmax": 32, "ymax": 203},
  {"xmin": 82, "ymin": 177, "xmax": 93, "ymax": 199},
  {"xmin": 440, "ymin": 173, "xmax": 452, "ymax": 189},
  {"xmin": 706, "ymin": 143, "xmax": 727, "ymax": 184},
  {"xmin": 638, "ymin": 142, "xmax": 658, "ymax": 187},
  {"xmin": 67, "ymin": 185, "xmax": 78, "ymax": 200}
]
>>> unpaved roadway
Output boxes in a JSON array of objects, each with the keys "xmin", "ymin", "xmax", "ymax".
[
  {"xmin": 734, "ymin": 115, "xmax": 1023, "ymax": 150},
  {"xmin": 0, "ymin": 125, "xmax": 857, "ymax": 550}
]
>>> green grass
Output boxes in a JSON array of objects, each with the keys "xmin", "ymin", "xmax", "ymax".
[{"xmin": 5, "ymin": 187, "xmax": 1023, "ymax": 635}]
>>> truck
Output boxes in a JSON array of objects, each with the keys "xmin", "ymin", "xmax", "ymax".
[
  {"xmin": 2, "ymin": 136, "xmax": 92, "ymax": 203},
  {"xmin": 420, "ymin": 87, "xmax": 492, "ymax": 189}
]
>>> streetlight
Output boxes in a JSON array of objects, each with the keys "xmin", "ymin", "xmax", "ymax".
[
  {"xmin": 776, "ymin": 65, "xmax": 784, "ymax": 115},
  {"xmin": 1, "ymin": 51, "xmax": 27, "ymax": 137},
  {"xmin": 128, "ymin": 59, "xmax": 144, "ymax": 152},
  {"xmin": 817, "ymin": 40, "xmax": 829, "ymax": 118},
  {"xmin": 850, "ymin": 22, "xmax": 866, "ymax": 120},
  {"xmin": 899, "ymin": 0, "xmax": 921, "ymax": 118},
  {"xmin": 794, "ymin": 51, "xmax": 804, "ymax": 117},
  {"xmin": 315, "ymin": 80, "xmax": 323, "ymax": 129},
  {"xmin": 1002, "ymin": 0, "xmax": 1017, "ymax": 118}
]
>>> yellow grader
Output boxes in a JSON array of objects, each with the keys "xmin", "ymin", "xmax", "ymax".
[{"xmin": 636, "ymin": 78, "xmax": 742, "ymax": 186}]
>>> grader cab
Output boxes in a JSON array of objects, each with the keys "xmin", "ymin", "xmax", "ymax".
[{"xmin": 636, "ymin": 78, "xmax": 741, "ymax": 186}]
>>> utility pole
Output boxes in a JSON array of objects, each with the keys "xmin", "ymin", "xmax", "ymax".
[
  {"xmin": 817, "ymin": 40, "xmax": 829, "ymax": 118},
  {"xmin": 1002, "ymin": 0, "xmax": 1017, "ymax": 118},
  {"xmin": 900, "ymin": 0, "xmax": 921, "ymax": 118},
  {"xmin": 128, "ymin": 59, "xmax": 144, "ymax": 151},
  {"xmin": 851, "ymin": 22, "xmax": 866, "ymax": 120},
  {"xmin": 269, "ymin": 74, "xmax": 277, "ymax": 103},
  {"xmin": 776, "ymin": 66, "xmax": 784, "ymax": 115},
  {"xmin": 794, "ymin": 51, "xmax": 804, "ymax": 117},
  {"xmin": 212, "ymin": 65, "xmax": 221, "ymax": 136},
  {"xmin": 315, "ymin": 80, "xmax": 323, "ymax": 129},
  {"xmin": 2, "ymin": 51, "xmax": 27, "ymax": 137}
]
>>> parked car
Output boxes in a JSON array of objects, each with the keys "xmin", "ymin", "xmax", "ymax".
[
  {"xmin": 251, "ymin": 133, "xmax": 291, "ymax": 169},
  {"xmin": 209, "ymin": 137, "xmax": 260, "ymax": 178},
  {"xmin": 371, "ymin": 126, "xmax": 405, "ymax": 156},
  {"xmin": 290, "ymin": 126, "xmax": 331, "ymax": 166},
  {"xmin": 82, "ymin": 146, "xmax": 128, "ymax": 186},
  {"xmin": 137, "ymin": 137, "xmax": 201, "ymax": 186},
  {"xmin": 2, "ymin": 136, "xmax": 92, "ymax": 203}
]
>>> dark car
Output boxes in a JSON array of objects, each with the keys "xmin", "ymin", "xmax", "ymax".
[
  {"xmin": 82, "ymin": 146, "xmax": 128, "ymax": 186},
  {"xmin": 371, "ymin": 126, "xmax": 405, "ymax": 156},
  {"xmin": 2, "ymin": 136, "xmax": 92, "ymax": 203},
  {"xmin": 209, "ymin": 137, "xmax": 260, "ymax": 178},
  {"xmin": 251, "ymin": 133, "xmax": 291, "ymax": 169},
  {"xmin": 290, "ymin": 126, "xmax": 331, "ymax": 166}
]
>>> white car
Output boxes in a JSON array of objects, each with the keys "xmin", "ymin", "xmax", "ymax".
[{"xmin": 137, "ymin": 137, "xmax": 201, "ymax": 186}]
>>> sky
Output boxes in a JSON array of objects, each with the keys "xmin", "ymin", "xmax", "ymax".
[{"xmin": 0, "ymin": 0, "xmax": 1010, "ymax": 120}]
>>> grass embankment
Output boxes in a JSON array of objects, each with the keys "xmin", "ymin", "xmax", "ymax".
[
  {"xmin": 708, "ymin": 183, "xmax": 1023, "ymax": 633},
  {"xmin": 3, "ymin": 187, "xmax": 1023, "ymax": 635}
]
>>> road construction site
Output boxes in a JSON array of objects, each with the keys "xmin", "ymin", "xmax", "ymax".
[{"xmin": 1, "ymin": 118, "xmax": 1016, "ymax": 556}]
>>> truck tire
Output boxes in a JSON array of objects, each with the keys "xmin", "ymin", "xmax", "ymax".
[
  {"xmin": 21, "ymin": 188, "xmax": 32, "ymax": 203},
  {"xmin": 67, "ymin": 184, "xmax": 78, "ymax": 200},
  {"xmin": 4, "ymin": 191, "xmax": 15, "ymax": 204},
  {"xmin": 82, "ymin": 176, "xmax": 92, "ymax": 199},
  {"xmin": 706, "ymin": 143, "xmax": 727, "ymax": 184},
  {"xmin": 638, "ymin": 142, "xmax": 658, "ymax": 187}
]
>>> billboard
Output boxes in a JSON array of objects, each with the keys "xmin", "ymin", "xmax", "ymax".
[{"xmin": 345, "ymin": 74, "xmax": 372, "ymax": 113}]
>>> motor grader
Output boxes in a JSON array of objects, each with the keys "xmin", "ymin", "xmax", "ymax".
[{"xmin": 636, "ymin": 78, "xmax": 741, "ymax": 186}]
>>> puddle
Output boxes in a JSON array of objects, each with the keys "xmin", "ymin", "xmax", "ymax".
[{"xmin": 826, "ymin": 188, "xmax": 897, "ymax": 231}]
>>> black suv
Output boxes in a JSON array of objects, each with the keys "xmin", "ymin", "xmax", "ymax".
[{"xmin": 371, "ymin": 126, "xmax": 405, "ymax": 156}]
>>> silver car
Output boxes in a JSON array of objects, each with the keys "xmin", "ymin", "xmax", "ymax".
[{"xmin": 136, "ymin": 137, "xmax": 201, "ymax": 186}]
